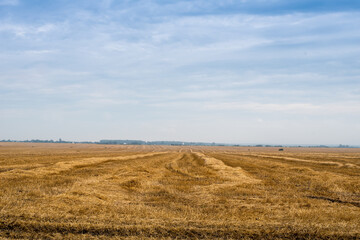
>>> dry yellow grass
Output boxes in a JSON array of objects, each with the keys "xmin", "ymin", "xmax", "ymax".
[{"xmin": 0, "ymin": 143, "xmax": 359, "ymax": 239}]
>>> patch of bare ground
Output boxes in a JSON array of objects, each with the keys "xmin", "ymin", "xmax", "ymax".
[{"xmin": 0, "ymin": 143, "xmax": 359, "ymax": 239}]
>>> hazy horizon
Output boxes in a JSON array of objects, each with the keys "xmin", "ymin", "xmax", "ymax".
[
  {"xmin": 1, "ymin": 0, "xmax": 360, "ymax": 145},
  {"xmin": 1, "ymin": 138, "xmax": 358, "ymax": 148}
]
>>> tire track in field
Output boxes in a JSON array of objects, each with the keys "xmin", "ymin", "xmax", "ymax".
[
  {"xmin": 194, "ymin": 152, "xmax": 260, "ymax": 183},
  {"xmin": 72, "ymin": 152, "xmax": 261, "ymax": 206},
  {"xmin": 0, "ymin": 152, "xmax": 168, "ymax": 177},
  {"xmin": 254, "ymin": 154, "xmax": 360, "ymax": 168},
  {"xmin": 53, "ymin": 152, "xmax": 181, "ymax": 204},
  {"xmin": 224, "ymin": 152, "xmax": 360, "ymax": 169},
  {"xmin": 165, "ymin": 153, "xmax": 210, "ymax": 179},
  {"xmin": 162, "ymin": 152, "xmax": 261, "ymax": 204}
]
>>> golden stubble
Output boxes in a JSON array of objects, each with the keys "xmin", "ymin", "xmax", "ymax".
[{"xmin": 0, "ymin": 143, "xmax": 359, "ymax": 239}]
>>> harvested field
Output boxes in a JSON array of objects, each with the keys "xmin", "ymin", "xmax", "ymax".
[{"xmin": 0, "ymin": 143, "xmax": 359, "ymax": 239}]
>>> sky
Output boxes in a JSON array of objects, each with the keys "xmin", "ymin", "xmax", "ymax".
[{"xmin": 0, "ymin": 0, "xmax": 360, "ymax": 145}]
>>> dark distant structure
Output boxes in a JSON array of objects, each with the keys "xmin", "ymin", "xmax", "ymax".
[
  {"xmin": 278, "ymin": 148, "xmax": 284, "ymax": 151},
  {"xmin": 99, "ymin": 140, "xmax": 145, "ymax": 145}
]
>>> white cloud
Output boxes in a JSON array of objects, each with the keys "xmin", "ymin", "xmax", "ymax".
[
  {"xmin": 0, "ymin": 23, "xmax": 25, "ymax": 36},
  {"xmin": 205, "ymin": 102, "xmax": 360, "ymax": 115},
  {"xmin": 0, "ymin": 23, "xmax": 56, "ymax": 38},
  {"xmin": 35, "ymin": 24, "xmax": 56, "ymax": 33},
  {"xmin": 23, "ymin": 49, "xmax": 58, "ymax": 55}
]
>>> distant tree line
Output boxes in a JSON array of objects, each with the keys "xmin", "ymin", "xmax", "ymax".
[
  {"xmin": 0, "ymin": 139, "xmax": 71, "ymax": 143},
  {"xmin": 99, "ymin": 140, "xmax": 220, "ymax": 146}
]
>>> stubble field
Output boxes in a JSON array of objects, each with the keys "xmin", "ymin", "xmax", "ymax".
[{"xmin": 0, "ymin": 143, "xmax": 359, "ymax": 239}]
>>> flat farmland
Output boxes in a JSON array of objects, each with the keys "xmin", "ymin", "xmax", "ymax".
[{"xmin": 0, "ymin": 143, "xmax": 359, "ymax": 239}]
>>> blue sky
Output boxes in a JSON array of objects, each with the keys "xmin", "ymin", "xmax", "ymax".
[{"xmin": 0, "ymin": 0, "xmax": 359, "ymax": 145}]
